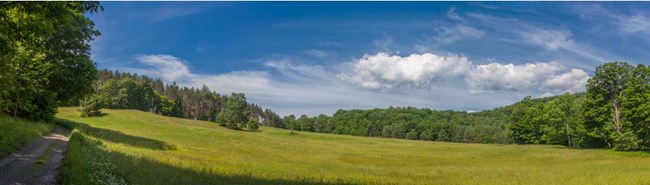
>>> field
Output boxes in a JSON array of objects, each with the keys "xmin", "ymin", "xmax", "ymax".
[
  {"xmin": 0, "ymin": 114, "xmax": 53, "ymax": 158},
  {"xmin": 55, "ymin": 107, "xmax": 650, "ymax": 185}
]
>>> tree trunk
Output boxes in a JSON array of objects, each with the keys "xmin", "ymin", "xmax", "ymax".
[
  {"xmin": 613, "ymin": 99, "xmax": 622, "ymax": 133},
  {"xmin": 565, "ymin": 120, "xmax": 571, "ymax": 147}
]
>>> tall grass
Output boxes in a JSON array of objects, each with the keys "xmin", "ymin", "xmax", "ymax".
[
  {"xmin": 0, "ymin": 114, "xmax": 54, "ymax": 158},
  {"xmin": 56, "ymin": 108, "xmax": 650, "ymax": 184}
]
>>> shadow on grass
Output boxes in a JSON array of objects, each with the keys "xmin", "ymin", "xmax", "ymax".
[
  {"xmin": 60, "ymin": 130, "xmax": 357, "ymax": 185},
  {"xmin": 55, "ymin": 118, "xmax": 176, "ymax": 150}
]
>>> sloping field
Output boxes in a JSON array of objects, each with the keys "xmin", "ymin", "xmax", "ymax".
[{"xmin": 55, "ymin": 108, "xmax": 650, "ymax": 185}]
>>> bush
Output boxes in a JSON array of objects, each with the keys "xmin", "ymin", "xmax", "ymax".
[
  {"xmin": 247, "ymin": 116, "xmax": 260, "ymax": 131},
  {"xmin": 79, "ymin": 94, "xmax": 105, "ymax": 117}
]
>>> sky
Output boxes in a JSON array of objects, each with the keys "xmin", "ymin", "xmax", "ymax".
[{"xmin": 88, "ymin": 2, "xmax": 650, "ymax": 116}]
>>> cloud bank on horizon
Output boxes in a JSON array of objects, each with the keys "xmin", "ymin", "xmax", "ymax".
[{"xmin": 88, "ymin": 2, "xmax": 650, "ymax": 116}]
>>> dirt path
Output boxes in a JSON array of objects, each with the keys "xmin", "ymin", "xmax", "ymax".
[{"xmin": 0, "ymin": 126, "xmax": 70, "ymax": 185}]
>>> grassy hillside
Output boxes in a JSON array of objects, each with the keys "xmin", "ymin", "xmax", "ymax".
[
  {"xmin": 0, "ymin": 114, "xmax": 54, "ymax": 158},
  {"xmin": 56, "ymin": 107, "xmax": 650, "ymax": 185}
]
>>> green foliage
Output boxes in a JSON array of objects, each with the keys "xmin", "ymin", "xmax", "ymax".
[
  {"xmin": 220, "ymin": 93, "xmax": 249, "ymax": 130},
  {"xmin": 540, "ymin": 93, "xmax": 581, "ymax": 147},
  {"xmin": 0, "ymin": 2, "xmax": 100, "ymax": 121},
  {"xmin": 91, "ymin": 70, "xmax": 279, "ymax": 131},
  {"xmin": 509, "ymin": 96, "xmax": 544, "ymax": 144},
  {"xmin": 0, "ymin": 114, "xmax": 53, "ymax": 158},
  {"xmin": 580, "ymin": 62, "xmax": 650, "ymax": 151},
  {"xmin": 247, "ymin": 116, "xmax": 260, "ymax": 131},
  {"xmin": 281, "ymin": 107, "xmax": 512, "ymax": 144},
  {"xmin": 504, "ymin": 62, "xmax": 650, "ymax": 151},
  {"xmin": 79, "ymin": 94, "xmax": 105, "ymax": 117},
  {"xmin": 581, "ymin": 62, "xmax": 635, "ymax": 148}
]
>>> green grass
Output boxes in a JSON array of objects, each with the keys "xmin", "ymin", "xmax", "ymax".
[
  {"xmin": 0, "ymin": 114, "xmax": 54, "ymax": 158},
  {"xmin": 56, "ymin": 107, "xmax": 650, "ymax": 185}
]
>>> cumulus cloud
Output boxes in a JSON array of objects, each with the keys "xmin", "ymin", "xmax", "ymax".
[
  {"xmin": 540, "ymin": 68, "xmax": 589, "ymax": 94},
  {"xmin": 339, "ymin": 52, "xmax": 471, "ymax": 89},
  {"xmin": 467, "ymin": 62, "xmax": 588, "ymax": 94},
  {"xmin": 467, "ymin": 62, "xmax": 562, "ymax": 93},
  {"xmin": 341, "ymin": 52, "xmax": 589, "ymax": 95}
]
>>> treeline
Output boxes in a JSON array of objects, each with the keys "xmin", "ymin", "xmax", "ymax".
[
  {"xmin": 273, "ymin": 62, "xmax": 650, "ymax": 151},
  {"xmin": 81, "ymin": 69, "xmax": 281, "ymax": 131},
  {"xmin": 0, "ymin": 2, "xmax": 101, "ymax": 121},
  {"xmin": 279, "ymin": 107, "xmax": 512, "ymax": 144}
]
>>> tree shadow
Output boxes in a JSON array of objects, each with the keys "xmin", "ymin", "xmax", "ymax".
[
  {"xmin": 61, "ymin": 130, "xmax": 358, "ymax": 185},
  {"xmin": 54, "ymin": 118, "xmax": 176, "ymax": 150}
]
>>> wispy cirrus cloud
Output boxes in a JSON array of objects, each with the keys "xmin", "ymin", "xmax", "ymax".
[
  {"xmin": 461, "ymin": 11, "xmax": 614, "ymax": 68},
  {"xmin": 146, "ymin": 3, "xmax": 217, "ymax": 21}
]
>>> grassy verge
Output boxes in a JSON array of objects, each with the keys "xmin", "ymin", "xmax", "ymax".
[
  {"xmin": 0, "ymin": 114, "xmax": 54, "ymax": 158},
  {"xmin": 55, "ymin": 108, "xmax": 650, "ymax": 184}
]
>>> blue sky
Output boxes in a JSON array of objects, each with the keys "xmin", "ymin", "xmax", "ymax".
[{"xmin": 89, "ymin": 2, "xmax": 650, "ymax": 116}]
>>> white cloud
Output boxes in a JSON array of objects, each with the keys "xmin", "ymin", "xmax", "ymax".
[
  {"xmin": 147, "ymin": 4, "xmax": 216, "ymax": 21},
  {"xmin": 447, "ymin": 7, "xmax": 462, "ymax": 21},
  {"xmin": 520, "ymin": 29, "xmax": 573, "ymax": 51},
  {"xmin": 572, "ymin": 4, "xmax": 650, "ymax": 35},
  {"xmin": 134, "ymin": 54, "xmax": 270, "ymax": 93},
  {"xmin": 465, "ymin": 12, "xmax": 612, "ymax": 66},
  {"xmin": 373, "ymin": 35, "xmax": 393, "ymax": 51},
  {"xmin": 305, "ymin": 49, "xmax": 328, "ymax": 58},
  {"xmin": 431, "ymin": 25, "xmax": 485, "ymax": 46},
  {"xmin": 339, "ymin": 52, "xmax": 471, "ymax": 89},
  {"xmin": 619, "ymin": 14, "xmax": 650, "ymax": 34},
  {"xmin": 517, "ymin": 29, "xmax": 608, "ymax": 63},
  {"xmin": 129, "ymin": 54, "xmax": 467, "ymax": 116},
  {"xmin": 130, "ymin": 53, "xmax": 589, "ymax": 116},
  {"xmin": 136, "ymin": 55, "xmax": 191, "ymax": 82},
  {"xmin": 540, "ymin": 68, "xmax": 589, "ymax": 94},
  {"xmin": 466, "ymin": 62, "xmax": 588, "ymax": 94},
  {"xmin": 341, "ymin": 53, "xmax": 589, "ymax": 95}
]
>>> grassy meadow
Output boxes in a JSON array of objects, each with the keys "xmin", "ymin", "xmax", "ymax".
[
  {"xmin": 55, "ymin": 107, "xmax": 650, "ymax": 185},
  {"xmin": 0, "ymin": 114, "xmax": 53, "ymax": 158}
]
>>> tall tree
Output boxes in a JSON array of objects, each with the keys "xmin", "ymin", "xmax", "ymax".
[
  {"xmin": 0, "ymin": 2, "xmax": 101, "ymax": 121},
  {"xmin": 581, "ymin": 62, "xmax": 635, "ymax": 149},
  {"xmin": 619, "ymin": 64, "xmax": 650, "ymax": 150}
]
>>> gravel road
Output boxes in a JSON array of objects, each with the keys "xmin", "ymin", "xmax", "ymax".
[{"xmin": 0, "ymin": 126, "xmax": 70, "ymax": 185}]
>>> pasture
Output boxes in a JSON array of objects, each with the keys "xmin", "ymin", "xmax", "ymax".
[{"xmin": 55, "ymin": 108, "xmax": 650, "ymax": 185}]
